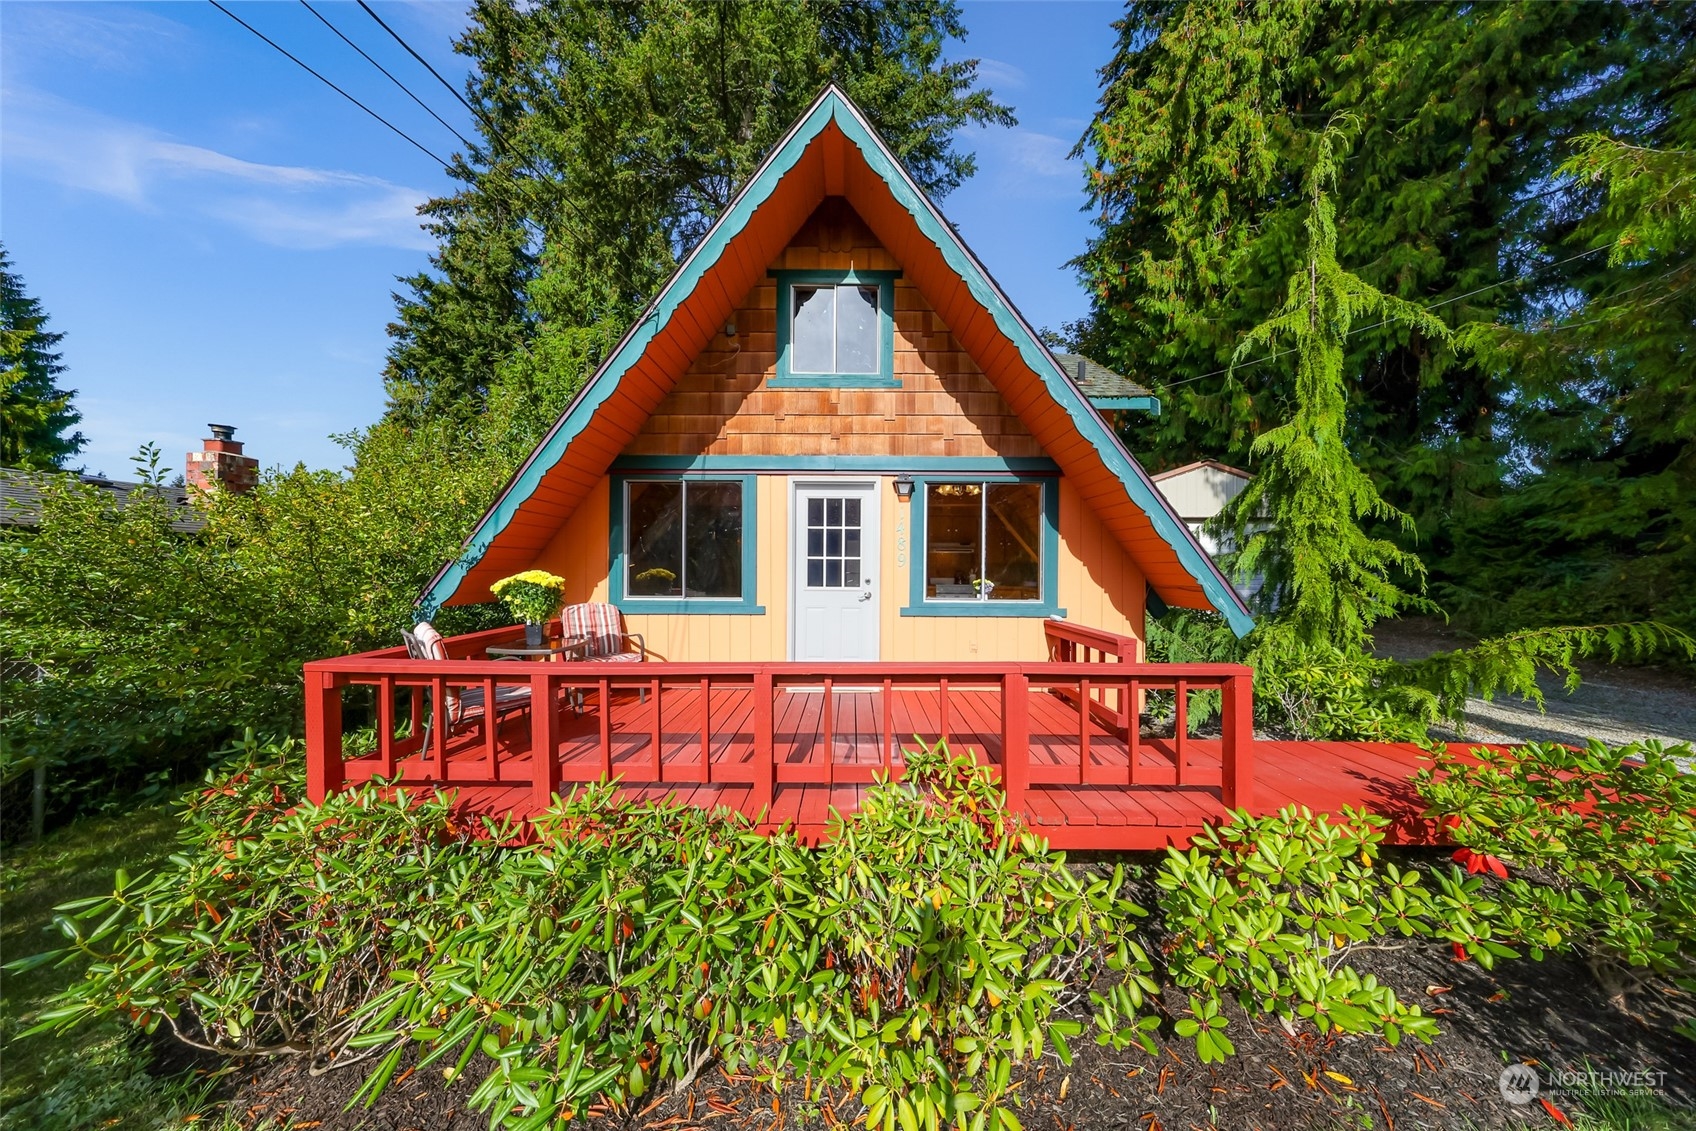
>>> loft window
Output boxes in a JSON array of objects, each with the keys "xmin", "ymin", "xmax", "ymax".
[
  {"xmin": 792, "ymin": 284, "xmax": 879, "ymax": 374},
  {"xmin": 625, "ymin": 480, "xmax": 744, "ymax": 601},
  {"xmin": 923, "ymin": 481, "xmax": 1044, "ymax": 603},
  {"xmin": 771, "ymin": 270, "xmax": 898, "ymax": 388}
]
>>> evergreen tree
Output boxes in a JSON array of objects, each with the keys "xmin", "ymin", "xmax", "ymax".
[
  {"xmin": 1224, "ymin": 124, "xmax": 1449, "ymax": 651},
  {"xmin": 1448, "ymin": 1, "xmax": 1696, "ymax": 633},
  {"xmin": 384, "ymin": 0, "xmax": 1014, "ymax": 424},
  {"xmin": 1074, "ymin": 1, "xmax": 1631, "ymax": 547},
  {"xmin": 0, "ymin": 245, "xmax": 84, "ymax": 470}
]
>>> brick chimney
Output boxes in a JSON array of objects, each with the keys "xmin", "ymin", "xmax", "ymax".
[{"xmin": 186, "ymin": 424, "xmax": 258, "ymax": 495}]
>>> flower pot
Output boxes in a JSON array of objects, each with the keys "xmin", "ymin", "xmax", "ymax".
[{"xmin": 524, "ymin": 622, "xmax": 545, "ymax": 648}]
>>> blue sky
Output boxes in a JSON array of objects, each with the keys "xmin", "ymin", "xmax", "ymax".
[{"xmin": 2, "ymin": 1, "xmax": 1118, "ymax": 477}]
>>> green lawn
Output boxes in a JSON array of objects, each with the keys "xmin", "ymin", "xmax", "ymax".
[{"xmin": 1, "ymin": 806, "xmax": 218, "ymax": 1130}]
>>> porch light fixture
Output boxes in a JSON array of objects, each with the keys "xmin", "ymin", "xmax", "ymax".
[{"xmin": 893, "ymin": 474, "xmax": 915, "ymax": 500}]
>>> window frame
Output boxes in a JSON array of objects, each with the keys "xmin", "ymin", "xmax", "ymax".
[
  {"xmin": 609, "ymin": 473, "xmax": 764, "ymax": 615},
  {"xmin": 902, "ymin": 474, "xmax": 1064, "ymax": 618},
  {"xmin": 770, "ymin": 269, "xmax": 899, "ymax": 388}
]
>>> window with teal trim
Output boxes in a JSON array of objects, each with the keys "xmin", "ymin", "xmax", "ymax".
[
  {"xmin": 925, "ymin": 482, "xmax": 1043, "ymax": 602},
  {"xmin": 771, "ymin": 270, "xmax": 898, "ymax": 388},
  {"xmin": 902, "ymin": 476, "xmax": 1062, "ymax": 618},
  {"xmin": 614, "ymin": 476, "xmax": 762, "ymax": 612}
]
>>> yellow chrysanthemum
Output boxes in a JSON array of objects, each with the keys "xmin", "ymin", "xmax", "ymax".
[{"xmin": 490, "ymin": 569, "xmax": 566, "ymax": 596}]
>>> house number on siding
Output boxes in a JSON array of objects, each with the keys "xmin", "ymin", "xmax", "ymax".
[{"xmin": 895, "ymin": 516, "xmax": 908, "ymax": 567}]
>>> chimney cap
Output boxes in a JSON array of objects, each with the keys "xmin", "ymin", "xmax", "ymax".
[{"xmin": 207, "ymin": 424, "xmax": 237, "ymax": 442}]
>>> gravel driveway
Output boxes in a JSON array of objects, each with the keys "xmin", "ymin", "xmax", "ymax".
[{"xmin": 1371, "ymin": 618, "xmax": 1696, "ymax": 749}]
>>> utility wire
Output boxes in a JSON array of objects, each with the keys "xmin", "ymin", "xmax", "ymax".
[
  {"xmin": 1155, "ymin": 245, "xmax": 1613, "ymax": 394},
  {"xmin": 299, "ymin": 0, "xmax": 479, "ymax": 157},
  {"xmin": 208, "ymin": 0, "xmax": 450, "ymax": 170},
  {"xmin": 356, "ymin": 0, "xmax": 483, "ymax": 125},
  {"xmin": 353, "ymin": 0, "xmax": 603, "ymax": 242}
]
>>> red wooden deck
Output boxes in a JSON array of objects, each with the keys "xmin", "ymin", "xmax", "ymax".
[{"xmin": 304, "ymin": 623, "xmax": 1447, "ymax": 850}]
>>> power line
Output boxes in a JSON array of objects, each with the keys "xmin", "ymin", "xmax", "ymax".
[
  {"xmin": 1155, "ymin": 245, "xmax": 1612, "ymax": 394},
  {"xmin": 298, "ymin": 1, "xmax": 479, "ymax": 157},
  {"xmin": 208, "ymin": 0, "xmax": 450, "ymax": 170},
  {"xmin": 356, "ymin": 1, "xmax": 481, "ymax": 123},
  {"xmin": 352, "ymin": 0, "xmax": 602, "ymax": 243}
]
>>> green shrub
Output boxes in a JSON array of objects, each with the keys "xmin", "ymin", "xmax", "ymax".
[
  {"xmin": 0, "ymin": 424, "xmax": 512, "ymax": 827},
  {"xmin": 1417, "ymin": 739, "xmax": 1696, "ymax": 975},
  {"xmin": 22, "ymin": 741, "xmax": 1153, "ymax": 1131},
  {"xmin": 1149, "ymin": 805, "xmax": 1518, "ymax": 1061}
]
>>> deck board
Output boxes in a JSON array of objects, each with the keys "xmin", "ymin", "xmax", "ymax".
[{"xmin": 340, "ymin": 685, "xmax": 1459, "ymax": 849}]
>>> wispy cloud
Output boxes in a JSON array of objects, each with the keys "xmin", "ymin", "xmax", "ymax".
[
  {"xmin": 1, "ymin": 4, "xmax": 191, "ymax": 76},
  {"xmin": 2, "ymin": 88, "xmax": 433, "ymax": 250},
  {"xmin": 975, "ymin": 57, "xmax": 1027, "ymax": 92},
  {"xmin": 972, "ymin": 127, "xmax": 1086, "ymax": 201}
]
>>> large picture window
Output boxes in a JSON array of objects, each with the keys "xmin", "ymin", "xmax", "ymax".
[
  {"xmin": 924, "ymin": 481, "xmax": 1044, "ymax": 602},
  {"xmin": 625, "ymin": 479, "xmax": 745, "ymax": 601},
  {"xmin": 771, "ymin": 270, "xmax": 898, "ymax": 388}
]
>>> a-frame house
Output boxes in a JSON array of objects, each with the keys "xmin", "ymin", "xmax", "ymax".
[
  {"xmin": 303, "ymin": 88, "xmax": 1443, "ymax": 848},
  {"xmin": 418, "ymin": 85, "xmax": 1252, "ymax": 661}
]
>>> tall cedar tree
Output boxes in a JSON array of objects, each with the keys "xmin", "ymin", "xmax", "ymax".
[
  {"xmin": 1073, "ymin": 1, "xmax": 1633, "ymax": 561},
  {"xmin": 1, "ymin": 245, "xmax": 84, "ymax": 470},
  {"xmin": 1224, "ymin": 123, "xmax": 1449, "ymax": 651},
  {"xmin": 384, "ymin": 0, "xmax": 1013, "ymax": 424},
  {"xmin": 1448, "ymin": 2, "xmax": 1696, "ymax": 633}
]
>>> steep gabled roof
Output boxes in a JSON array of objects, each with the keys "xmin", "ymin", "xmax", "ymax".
[{"xmin": 420, "ymin": 86, "xmax": 1252, "ymax": 636}]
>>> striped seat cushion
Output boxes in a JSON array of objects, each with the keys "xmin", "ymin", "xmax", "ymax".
[
  {"xmin": 413, "ymin": 621, "xmax": 448, "ymax": 661},
  {"xmin": 562, "ymin": 602, "xmax": 631, "ymax": 659}
]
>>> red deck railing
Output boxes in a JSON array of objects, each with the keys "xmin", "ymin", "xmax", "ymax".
[{"xmin": 302, "ymin": 620, "xmax": 1256, "ymax": 819}]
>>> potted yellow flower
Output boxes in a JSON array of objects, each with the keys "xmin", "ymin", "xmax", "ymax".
[{"xmin": 490, "ymin": 570, "xmax": 566, "ymax": 647}]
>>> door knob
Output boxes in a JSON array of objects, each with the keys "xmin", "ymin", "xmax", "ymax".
[{"xmin": 858, "ymin": 591, "xmax": 873, "ymax": 601}]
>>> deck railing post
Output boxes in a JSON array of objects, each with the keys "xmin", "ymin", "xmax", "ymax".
[
  {"xmin": 304, "ymin": 667, "xmax": 343, "ymax": 805},
  {"xmin": 531, "ymin": 670, "xmax": 560, "ymax": 811},
  {"xmin": 1001, "ymin": 672, "xmax": 1029, "ymax": 816},
  {"xmin": 1219, "ymin": 669, "xmax": 1254, "ymax": 810},
  {"xmin": 752, "ymin": 670, "xmax": 774, "ymax": 815}
]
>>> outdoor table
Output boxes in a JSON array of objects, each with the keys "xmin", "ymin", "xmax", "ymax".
[
  {"xmin": 487, "ymin": 635, "xmax": 593, "ymax": 712},
  {"xmin": 485, "ymin": 634, "xmax": 592, "ymax": 662}
]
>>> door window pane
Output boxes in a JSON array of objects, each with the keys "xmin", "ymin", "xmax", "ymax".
[
  {"xmin": 804, "ymin": 493, "xmax": 864, "ymax": 589},
  {"xmin": 791, "ymin": 286, "xmax": 835, "ymax": 373},
  {"xmin": 627, "ymin": 482, "xmax": 683, "ymax": 596},
  {"xmin": 837, "ymin": 285, "xmax": 879, "ymax": 373}
]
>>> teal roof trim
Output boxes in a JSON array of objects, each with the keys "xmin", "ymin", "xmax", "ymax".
[
  {"xmin": 420, "ymin": 87, "xmax": 1253, "ymax": 637},
  {"xmin": 1090, "ymin": 396, "xmax": 1162, "ymax": 415}
]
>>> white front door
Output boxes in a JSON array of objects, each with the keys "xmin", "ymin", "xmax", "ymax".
[{"xmin": 791, "ymin": 480, "xmax": 880, "ymax": 661}]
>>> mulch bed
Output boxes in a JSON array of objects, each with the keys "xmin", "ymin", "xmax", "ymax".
[{"xmin": 189, "ymin": 857, "xmax": 1696, "ymax": 1131}]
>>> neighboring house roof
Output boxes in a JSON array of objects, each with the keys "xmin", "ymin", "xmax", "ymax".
[
  {"xmin": 0, "ymin": 468, "xmax": 204, "ymax": 533},
  {"xmin": 1051, "ymin": 353, "xmax": 1159, "ymax": 415},
  {"xmin": 419, "ymin": 85, "xmax": 1253, "ymax": 636},
  {"xmin": 1151, "ymin": 461, "xmax": 1256, "ymax": 525},
  {"xmin": 1150, "ymin": 460, "xmax": 1253, "ymax": 483}
]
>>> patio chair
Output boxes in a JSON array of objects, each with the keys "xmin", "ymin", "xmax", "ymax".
[
  {"xmin": 404, "ymin": 622, "xmax": 532, "ymax": 758},
  {"xmin": 560, "ymin": 602, "xmax": 647, "ymax": 701}
]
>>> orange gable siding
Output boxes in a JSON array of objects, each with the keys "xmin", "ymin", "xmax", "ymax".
[{"xmin": 626, "ymin": 199, "xmax": 1040, "ymax": 461}]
